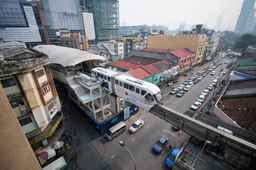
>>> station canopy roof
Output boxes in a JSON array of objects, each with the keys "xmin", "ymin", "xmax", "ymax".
[{"xmin": 33, "ymin": 45, "xmax": 106, "ymax": 67}]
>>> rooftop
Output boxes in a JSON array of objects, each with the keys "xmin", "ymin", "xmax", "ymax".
[
  {"xmin": 33, "ymin": 45, "xmax": 106, "ymax": 67},
  {"xmin": 111, "ymin": 56, "xmax": 159, "ymax": 71},
  {"xmin": 0, "ymin": 42, "xmax": 48, "ymax": 77},
  {"xmin": 171, "ymin": 48, "xmax": 195, "ymax": 58}
]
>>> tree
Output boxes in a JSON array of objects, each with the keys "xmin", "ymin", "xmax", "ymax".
[{"xmin": 234, "ymin": 34, "xmax": 256, "ymax": 50}]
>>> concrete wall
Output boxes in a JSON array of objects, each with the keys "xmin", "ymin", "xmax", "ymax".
[
  {"xmin": 0, "ymin": 84, "xmax": 41, "ymax": 170},
  {"xmin": 18, "ymin": 72, "xmax": 50, "ymax": 130}
]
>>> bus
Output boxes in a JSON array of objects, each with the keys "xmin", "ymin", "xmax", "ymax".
[{"xmin": 104, "ymin": 121, "xmax": 127, "ymax": 141}]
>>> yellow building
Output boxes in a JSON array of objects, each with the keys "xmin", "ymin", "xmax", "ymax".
[
  {"xmin": 0, "ymin": 42, "xmax": 62, "ymax": 148},
  {"xmin": 148, "ymin": 34, "xmax": 208, "ymax": 65}
]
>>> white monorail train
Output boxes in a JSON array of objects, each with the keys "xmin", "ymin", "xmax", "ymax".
[{"xmin": 91, "ymin": 67, "xmax": 162, "ymax": 110}]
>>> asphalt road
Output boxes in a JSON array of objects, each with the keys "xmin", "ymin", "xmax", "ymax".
[
  {"xmin": 56, "ymin": 56, "xmax": 230, "ymax": 170},
  {"xmin": 92, "ymin": 111, "xmax": 188, "ymax": 170},
  {"xmin": 162, "ymin": 62, "xmax": 228, "ymax": 114}
]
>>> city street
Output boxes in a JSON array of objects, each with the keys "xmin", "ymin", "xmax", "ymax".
[
  {"xmin": 162, "ymin": 61, "xmax": 229, "ymax": 114},
  {"xmin": 57, "ymin": 57, "xmax": 230, "ymax": 170}
]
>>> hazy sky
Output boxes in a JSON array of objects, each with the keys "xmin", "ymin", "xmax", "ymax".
[{"xmin": 120, "ymin": 0, "xmax": 243, "ymax": 31}]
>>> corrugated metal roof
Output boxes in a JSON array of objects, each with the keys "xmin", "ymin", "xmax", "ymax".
[
  {"xmin": 171, "ymin": 49, "xmax": 194, "ymax": 58},
  {"xmin": 128, "ymin": 67, "xmax": 151, "ymax": 79},
  {"xmin": 111, "ymin": 60, "xmax": 141, "ymax": 70},
  {"xmin": 142, "ymin": 64, "xmax": 160, "ymax": 75},
  {"xmin": 33, "ymin": 45, "xmax": 106, "ymax": 67}
]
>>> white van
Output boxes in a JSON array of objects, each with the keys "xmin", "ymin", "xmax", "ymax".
[{"xmin": 104, "ymin": 121, "xmax": 127, "ymax": 141}]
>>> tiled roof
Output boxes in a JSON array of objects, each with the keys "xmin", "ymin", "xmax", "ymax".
[
  {"xmin": 128, "ymin": 67, "xmax": 151, "ymax": 79},
  {"xmin": 171, "ymin": 49, "xmax": 194, "ymax": 58},
  {"xmin": 142, "ymin": 64, "xmax": 160, "ymax": 75},
  {"xmin": 111, "ymin": 60, "xmax": 141, "ymax": 70}
]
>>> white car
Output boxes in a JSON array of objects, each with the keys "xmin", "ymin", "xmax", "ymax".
[
  {"xmin": 213, "ymin": 79, "xmax": 218, "ymax": 83},
  {"xmin": 129, "ymin": 119, "xmax": 144, "ymax": 133},
  {"xmin": 198, "ymin": 94, "xmax": 206, "ymax": 100},
  {"xmin": 207, "ymin": 86, "xmax": 213, "ymax": 91},
  {"xmin": 201, "ymin": 91, "xmax": 207, "ymax": 96},
  {"xmin": 203, "ymin": 89, "xmax": 209, "ymax": 93},
  {"xmin": 196, "ymin": 98, "xmax": 204, "ymax": 103},
  {"xmin": 190, "ymin": 101, "xmax": 202, "ymax": 111}
]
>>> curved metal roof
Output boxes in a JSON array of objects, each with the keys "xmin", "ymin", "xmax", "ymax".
[{"xmin": 33, "ymin": 45, "xmax": 106, "ymax": 67}]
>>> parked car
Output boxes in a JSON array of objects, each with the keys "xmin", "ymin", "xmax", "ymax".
[
  {"xmin": 213, "ymin": 79, "xmax": 218, "ymax": 83},
  {"xmin": 197, "ymin": 76, "xmax": 203, "ymax": 80},
  {"xmin": 203, "ymin": 89, "xmax": 209, "ymax": 93},
  {"xmin": 207, "ymin": 86, "xmax": 213, "ymax": 91},
  {"xmin": 198, "ymin": 94, "xmax": 206, "ymax": 100},
  {"xmin": 201, "ymin": 91, "xmax": 207, "ymax": 96},
  {"xmin": 176, "ymin": 90, "xmax": 185, "ymax": 97},
  {"xmin": 183, "ymin": 87, "xmax": 189, "ymax": 92},
  {"xmin": 164, "ymin": 148, "xmax": 181, "ymax": 169},
  {"xmin": 210, "ymin": 71, "xmax": 215, "ymax": 76},
  {"xmin": 152, "ymin": 136, "xmax": 169, "ymax": 155},
  {"xmin": 196, "ymin": 98, "xmax": 204, "ymax": 103},
  {"xmin": 169, "ymin": 90, "xmax": 176, "ymax": 95},
  {"xmin": 129, "ymin": 119, "xmax": 144, "ymax": 134},
  {"xmin": 190, "ymin": 101, "xmax": 202, "ymax": 111}
]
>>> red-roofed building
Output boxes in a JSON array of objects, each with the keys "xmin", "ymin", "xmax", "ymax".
[
  {"xmin": 171, "ymin": 48, "xmax": 195, "ymax": 72},
  {"xmin": 111, "ymin": 56, "xmax": 159, "ymax": 71},
  {"xmin": 128, "ymin": 67, "xmax": 151, "ymax": 80},
  {"xmin": 111, "ymin": 60, "xmax": 141, "ymax": 71}
]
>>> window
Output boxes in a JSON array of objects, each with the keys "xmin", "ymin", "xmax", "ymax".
[
  {"xmin": 141, "ymin": 90, "xmax": 146, "ymax": 95},
  {"xmin": 41, "ymin": 83, "xmax": 51, "ymax": 96},
  {"xmin": 115, "ymin": 80, "xmax": 118, "ymax": 84},
  {"xmin": 145, "ymin": 93, "xmax": 154, "ymax": 102},
  {"xmin": 19, "ymin": 116, "xmax": 32, "ymax": 126},
  {"xmin": 1, "ymin": 77, "xmax": 17, "ymax": 88},
  {"xmin": 107, "ymin": 77, "xmax": 110, "ymax": 81},
  {"xmin": 35, "ymin": 69, "xmax": 45, "ymax": 78},
  {"xmin": 119, "ymin": 81, "xmax": 123, "ymax": 87},
  {"xmin": 9, "ymin": 95, "xmax": 25, "ymax": 108},
  {"xmin": 129, "ymin": 85, "xmax": 135, "ymax": 91},
  {"xmin": 124, "ymin": 83, "xmax": 129, "ymax": 89},
  {"xmin": 136, "ymin": 88, "xmax": 140, "ymax": 94}
]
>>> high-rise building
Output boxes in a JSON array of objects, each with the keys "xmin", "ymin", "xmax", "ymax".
[
  {"xmin": 86, "ymin": 0, "xmax": 119, "ymax": 41},
  {"xmin": 0, "ymin": 0, "xmax": 41, "ymax": 45},
  {"xmin": 235, "ymin": 0, "xmax": 256, "ymax": 34}
]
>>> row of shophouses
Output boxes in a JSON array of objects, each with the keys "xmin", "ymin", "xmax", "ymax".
[{"xmin": 110, "ymin": 34, "xmax": 212, "ymax": 85}]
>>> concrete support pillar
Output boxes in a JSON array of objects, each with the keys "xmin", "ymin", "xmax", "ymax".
[{"xmin": 110, "ymin": 95, "xmax": 120, "ymax": 114}]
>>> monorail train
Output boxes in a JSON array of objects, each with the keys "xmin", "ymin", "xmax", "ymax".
[{"xmin": 91, "ymin": 67, "xmax": 162, "ymax": 110}]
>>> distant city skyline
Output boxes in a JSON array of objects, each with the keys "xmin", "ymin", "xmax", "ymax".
[{"xmin": 120, "ymin": 0, "xmax": 243, "ymax": 31}]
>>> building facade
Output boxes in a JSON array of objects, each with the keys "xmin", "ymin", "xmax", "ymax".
[
  {"xmin": 86, "ymin": 0, "xmax": 119, "ymax": 41},
  {"xmin": 0, "ymin": 0, "xmax": 41, "ymax": 45},
  {"xmin": 148, "ymin": 34, "xmax": 208, "ymax": 65},
  {"xmin": 235, "ymin": 0, "xmax": 256, "ymax": 34},
  {"xmin": 171, "ymin": 49, "xmax": 195, "ymax": 73},
  {"xmin": 0, "ymin": 42, "xmax": 62, "ymax": 148},
  {"xmin": 0, "ymin": 82, "xmax": 41, "ymax": 170}
]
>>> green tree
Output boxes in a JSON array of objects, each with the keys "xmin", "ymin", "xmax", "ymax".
[{"xmin": 234, "ymin": 34, "xmax": 256, "ymax": 50}]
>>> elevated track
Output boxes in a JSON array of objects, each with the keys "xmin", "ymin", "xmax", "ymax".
[{"xmin": 150, "ymin": 104, "xmax": 256, "ymax": 162}]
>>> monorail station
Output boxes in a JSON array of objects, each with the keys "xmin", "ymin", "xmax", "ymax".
[{"xmin": 33, "ymin": 45, "xmax": 138, "ymax": 132}]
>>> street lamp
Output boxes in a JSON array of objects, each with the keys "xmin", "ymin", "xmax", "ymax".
[{"xmin": 119, "ymin": 140, "xmax": 137, "ymax": 170}]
